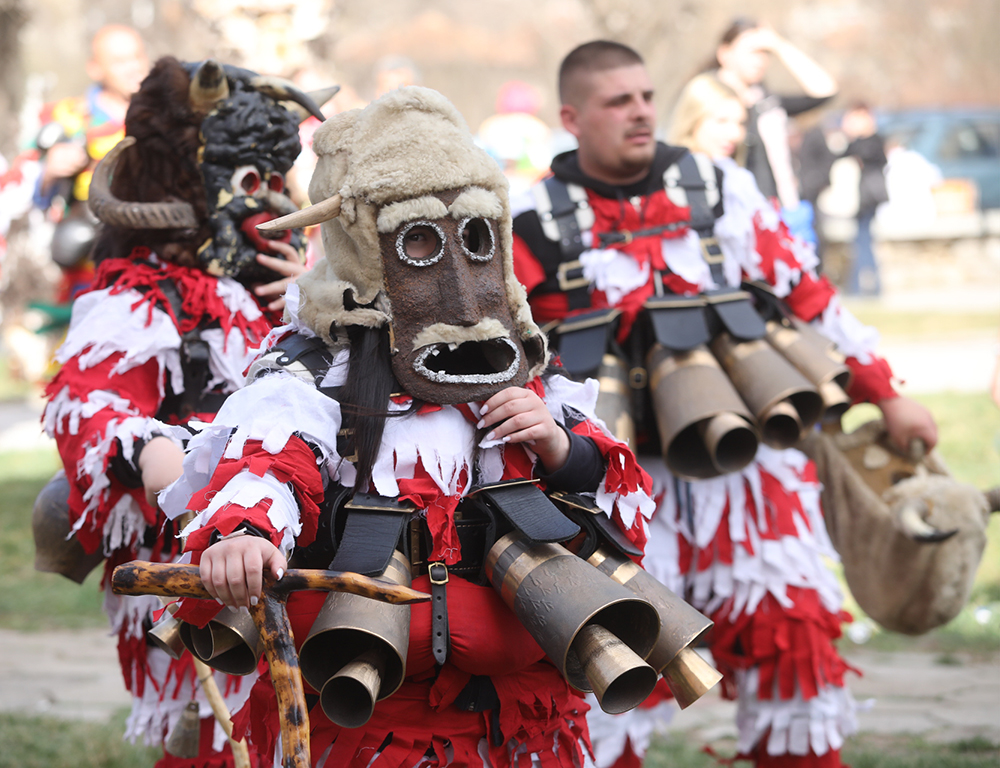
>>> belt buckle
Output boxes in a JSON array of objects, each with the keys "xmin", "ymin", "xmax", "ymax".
[
  {"xmin": 557, "ymin": 260, "xmax": 590, "ymax": 291},
  {"xmin": 699, "ymin": 236, "xmax": 724, "ymax": 265},
  {"xmin": 428, "ymin": 561, "xmax": 449, "ymax": 585}
]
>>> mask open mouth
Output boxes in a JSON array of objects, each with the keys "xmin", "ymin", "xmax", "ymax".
[
  {"xmin": 414, "ymin": 337, "xmax": 521, "ymax": 385},
  {"xmin": 242, "ymin": 212, "xmax": 293, "ymax": 253}
]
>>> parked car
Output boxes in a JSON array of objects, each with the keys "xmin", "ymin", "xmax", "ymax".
[{"xmin": 877, "ymin": 108, "xmax": 1000, "ymax": 210}]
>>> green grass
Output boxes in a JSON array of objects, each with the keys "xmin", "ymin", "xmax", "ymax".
[
  {"xmin": 0, "ymin": 448, "xmax": 106, "ymax": 630},
  {"xmin": 842, "ymin": 306, "xmax": 999, "ymax": 339},
  {"xmin": 644, "ymin": 733, "xmax": 1000, "ymax": 768},
  {"xmin": 0, "ymin": 709, "xmax": 159, "ymax": 768}
]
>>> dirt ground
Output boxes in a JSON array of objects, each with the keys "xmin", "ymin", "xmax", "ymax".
[{"xmin": 0, "ymin": 627, "xmax": 997, "ymax": 745}]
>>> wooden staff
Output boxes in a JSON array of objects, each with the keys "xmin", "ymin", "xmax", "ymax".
[{"xmin": 114, "ymin": 561, "xmax": 430, "ymax": 768}]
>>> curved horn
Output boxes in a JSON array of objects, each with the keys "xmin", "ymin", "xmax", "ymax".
[
  {"xmin": 832, "ymin": 418, "xmax": 886, "ymax": 451},
  {"xmin": 281, "ymin": 86, "xmax": 341, "ymax": 124},
  {"xmin": 265, "ymin": 190, "xmax": 300, "ymax": 217},
  {"xmin": 985, "ymin": 487, "xmax": 1000, "ymax": 513},
  {"xmin": 189, "ymin": 59, "xmax": 230, "ymax": 113},
  {"xmin": 89, "ymin": 137, "xmax": 199, "ymax": 229},
  {"xmin": 897, "ymin": 499, "xmax": 959, "ymax": 543},
  {"xmin": 250, "ymin": 76, "xmax": 325, "ymax": 121},
  {"xmin": 257, "ymin": 194, "xmax": 342, "ymax": 232}
]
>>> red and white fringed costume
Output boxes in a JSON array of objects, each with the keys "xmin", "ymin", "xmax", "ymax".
[
  {"xmin": 42, "ymin": 248, "xmax": 277, "ymax": 767},
  {"xmin": 160, "ymin": 286, "xmax": 657, "ymax": 768},
  {"xmin": 513, "ymin": 152, "xmax": 899, "ymax": 768}
]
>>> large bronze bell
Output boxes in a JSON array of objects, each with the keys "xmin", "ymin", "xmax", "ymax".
[
  {"xmin": 181, "ymin": 605, "xmax": 264, "ymax": 675},
  {"xmin": 485, "ymin": 532, "xmax": 660, "ymax": 714},
  {"xmin": 587, "ymin": 546, "xmax": 722, "ymax": 709},
  {"xmin": 710, "ymin": 333, "xmax": 823, "ymax": 449},
  {"xmin": 298, "ymin": 550, "xmax": 410, "ymax": 728},
  {"xmin": 765, "ymin": 321, "xmax": 852, "ymax": 422},
  {"xmin": 594, "ymin": 353, "xmax": 636, "ymax": 446},
  {"xmin": 31, "ymin": 470, "xmax": 104, "ymax": 584},
  {"xmin": 165, "ymin": 700, "xmax": 202, "ymax": 758},
  {"xmin": 646, "ymin": 343, "xmax": 759, "ymax": 479}
]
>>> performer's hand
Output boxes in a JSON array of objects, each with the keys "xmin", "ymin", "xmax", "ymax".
[
  {"xmin": 40, "ymin": 142, "xmax": 90, "ymax": 191},
  {"xmin": 253, "ymin": 240, "xmax": 306, "ymax": 312},
  {"xmin": 137, "ymin": 436, "xmax": 184, "ymax": 509},
  {"xmin": 478, "ymin": 387, "xmax": 571, "ymax": 473},
  {"xmin": 879, "ymin": 395, "xmax": 938, "ymax": 455},
  {"xmin": 200, "ymin": 536, "xmax": 287, "ymax": 609}
]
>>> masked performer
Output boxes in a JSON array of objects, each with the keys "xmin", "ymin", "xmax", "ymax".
[
  {"xmin": 511, "ymin": 45, "xmax": 937, "ymax": 768},
  {"xmin": 159, "ymin": 86, "xmax": 679, "ymax": 767},
  {"xmin": 39, "ymin": 56, "xmax": 326, "ymax": 767}
]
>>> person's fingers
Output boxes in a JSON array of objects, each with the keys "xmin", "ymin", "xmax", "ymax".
[
  {"xmin": 226, "ymin": 555, "xmax": 250, "ymax": 609},
  {"xmin": 478, "ymin": 388, "xmax": 532, "ymax": 430},
  {"xmin": 256, "ymin": 249, "xmax": 304, "ymax": 276},
  {"xmin": 262, "ymin": 546, "xmax": 288, "ymax": 581},
  {"xmin": 243, "ymin": 545, "xmax": 264, "ymax": 607},
  {"xmin": 200, "ymin": 556, "xmax": 220, "ymax": 603}
]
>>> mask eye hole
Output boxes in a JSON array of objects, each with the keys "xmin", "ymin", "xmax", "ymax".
[
  {"xmin": 231, "ymin": 166, "xmax": 261, "ymax": 196},
  {"xmin": 396, "ymin": 221, "xmax": 444, "ymax": 266},
  {"xmin": 267, "ymin": 173, "xmax": 285, "ymax": 193},
  {"xmin": 459, "ymin": 217, "xmax": 495, "ymax": 262}
]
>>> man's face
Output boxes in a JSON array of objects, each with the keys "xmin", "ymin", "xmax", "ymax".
[
  {"xmin": 378, "ymin": 188, "xmax": 529, "ymax": 404},
  {"xmin": 89, "ymin": 28, "xmax": 149, "ymax": 101},
  {"xmin": 716, "ymin": 31, "xmax": 769, "ymax": 86},
  {"xmin": 561, "ymin": 64, "xmax": 657, "ymax": 184}
]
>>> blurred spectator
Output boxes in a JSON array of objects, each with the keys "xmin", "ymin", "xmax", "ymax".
[
  {"xmin": 842, "ymin": 101, "xmax": 888, "ymax": 296},
  {"xmin": 33, "ymin": 24, "xmax": 149, "ymax": 304},
  {"xmin": 476, "ymin": 80, "xmax": 553, "ymax": 196},
  {"xmin": 797, "ymin": 116, "xmax": 844, "ymax": 266},
  {"xmin": 374, "ymin": 54, "xmax": 422, "ymax": 97},
  {"xmin": 709, "ymin": 17, "xmax": 837, "ymax": 243}
]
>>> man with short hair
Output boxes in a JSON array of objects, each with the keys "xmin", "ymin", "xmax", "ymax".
[{"xmin": 512, "ymin": 40, "xmax": 936, "ymax": 768}]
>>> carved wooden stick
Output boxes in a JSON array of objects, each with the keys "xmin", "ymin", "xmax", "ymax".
[
  {"xmin": 252, "ymin": 590, "xmax": 309, "ymax": 768},
  {"xmin": 112, "ymin": 561, "xmax": 430, "ymax": 603},
  {"xmin": 113, "ymin": 561, "xmax": 430, "ymax": 768},
  {"xmin": 193, "ymin": 658, "xmax": 252, "ymax": 768}
]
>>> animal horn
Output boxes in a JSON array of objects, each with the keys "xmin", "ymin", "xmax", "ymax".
[
  {"xmin": 88, "ymin": 137, "xmax": 199, "ymax": 229},
  {"xmin": 281, "ymin": 86, "xmax": 341, "ymax": 123},
  {"xmin": 265, "ymin": 190, "xmax": 300, "ymax": 217},
  {"xmin": 897, "ymin": 499, "xmax": 959, "ymax": 543},
  {"xmin": 257, "ymin": 194, "xmax": 342, "ymax": 232},
  {"xmin": 984, "ymin": 486, "xmax": 1000, "ymax": 513},
  {"xmin": 189, "ymin": 59, "xmax": 230, "ymax": 112},
  {"xmin": 250, "ymin": 75, "xmax": 326, "ymax": 121}
]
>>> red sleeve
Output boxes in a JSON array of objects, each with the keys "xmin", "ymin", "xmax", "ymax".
[
  {"xmin": 182, "ymin": 435, "xmax": 325, "ymax": 555},
  {"xmin": 845, "ymin": 354, "xmax": 897, "ymax": 404},
  {"xmin": 512, "ymin": 232, "xmax": 547, "ymax": 295},
  {"xmin": 784, "ymin": 273, "xmax": 838, "ymax": 322},
  {"xmin": 44, "ymin": 352, "xmax": 164, "ymax": 553}
]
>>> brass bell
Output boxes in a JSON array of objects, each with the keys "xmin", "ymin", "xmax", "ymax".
[
  {"xmin": 148, "ymin": 613, "xmax": 187, "ymax": 660},
  {"xmin": 711, "ymin": 333, "xmax": 823, "ymax": 448},
  {"xmin": 165, "ymin": 700, "xmax": 201, "ymax": 758},
  {"xmin": 298, "ymin": 550, "xmax": 411, "ymax": 728},
  {"xmin": 31, "ymin": 470, "xmax": 104, "ymax": 584},
  {"xmin": 594, "ymin": 353, "xmax": 637, "ymax": 446},
  {"xmin": 765, "ymin": 321, "xmax": 852, "ymax": 422},
  {"xmin": 485, "ymin": 532, "xmax": 660, "ymax": 714},
  {"xmin": 183, "ymin": 605, "xmax": 264, "ymax": 676},
  {"xmin": 646, "ymin": 343, "xmax": 759, "ymax": 479},
  {"xmin": 587, "ymin": 546, "xmax": 722, "ymax": 709}
]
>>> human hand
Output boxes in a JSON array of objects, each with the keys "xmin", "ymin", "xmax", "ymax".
[
  {"xmin": 878, "ymin": 395, "xmax": 938, "ymax": 455},
  {"xmin": 478, "ymin": 386, "xmax": 570, "ymax": 472},
  {"xmin": 751, "ymin": 25, "xmax": 784, "ymax": 52},
  {"xmin": 253, "ymin": 240, "xmax": 306, "ymax": 312},
  {"xmin": 199, "ymin": 535, "xmax": 287, "ymax": 609},
  {"xmin": 41, "ymin": 143, "xmax": 90, "ymax": 190},
  {"xmin": 137, "ymin": 435, "xmax": 185, "ymax": 509}
]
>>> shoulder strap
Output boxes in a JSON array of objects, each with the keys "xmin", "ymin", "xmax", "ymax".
[
  {"xmin": 663, "ymin": 152, "xmax": 726, "ymax": 286},
  {"xmin": 532, "ymin": 177, "xmax": 595, "ymax": 310}
]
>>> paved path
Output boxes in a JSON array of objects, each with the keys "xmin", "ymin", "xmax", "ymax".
[{"xmin": 0, "ymin": 627, "xmax": 997, "ymax": 744}]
